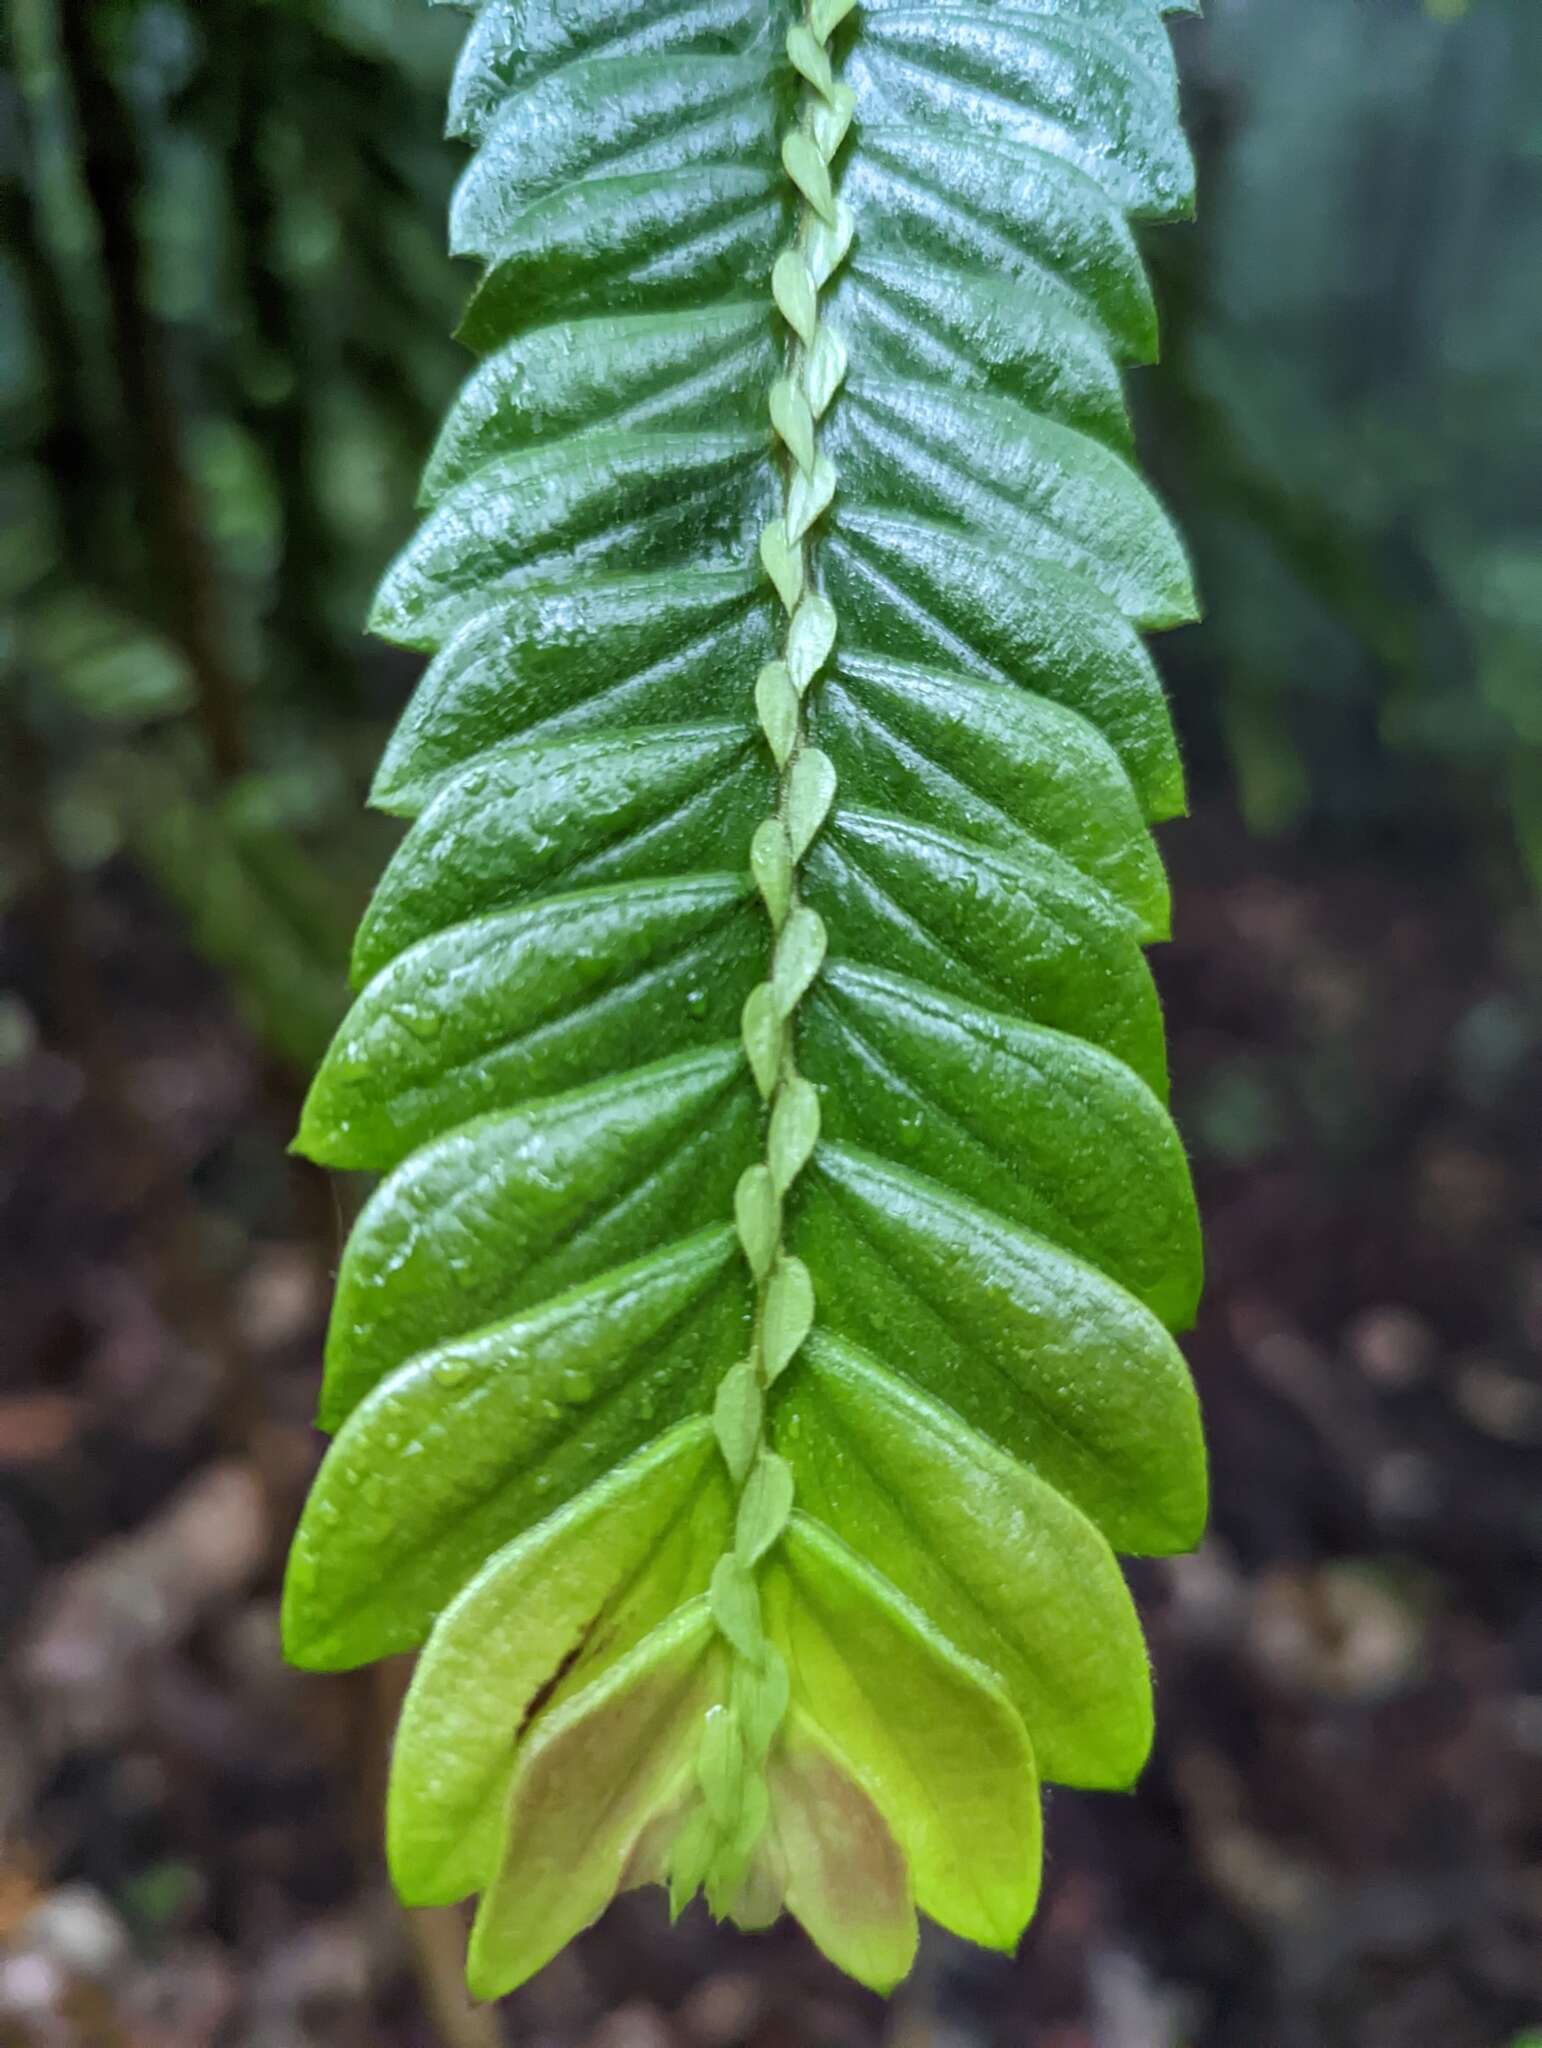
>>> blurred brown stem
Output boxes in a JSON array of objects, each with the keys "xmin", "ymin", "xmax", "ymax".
[
  {"xmin": 403, "ymin": 1900, "xmax": 506, "ymax": 2048},
  {"xmin": 55, "ymin": 0, "xmax": 248, "ymax": 781},
  {"xmin": 364, "ymin": 1664, "xmax": 505, "ymax": 2048}
]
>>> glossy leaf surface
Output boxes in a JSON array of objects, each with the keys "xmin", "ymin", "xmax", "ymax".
[{"xmin": 286, "ymin": 0, "xmax": 1205, "ymax": 1998}]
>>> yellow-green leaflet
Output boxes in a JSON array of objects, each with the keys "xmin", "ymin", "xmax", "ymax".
[{"xmin": 285, "ymin": 0, "xmax": 1207, "ymax": 1997}]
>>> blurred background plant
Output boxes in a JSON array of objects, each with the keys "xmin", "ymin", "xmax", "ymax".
[
  {"xmin": 2, "ymin": 2, "xmax": 1540, "ymax": 2045},
  {"xmin": 5, "ymin": 0, "xmax": 1540, "ymax": 1035},
  {"xmin": 3, "ymin": 0, "xmax": 464, "ymax": 1068},
  {"xmin": 1148, "ymin": 0, "xmax": 1542, "ymax": 883}
]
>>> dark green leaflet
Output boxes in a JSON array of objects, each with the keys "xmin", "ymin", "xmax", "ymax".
[{"xmin": 285, "ymin": 0, "xmax": 1206, "ymax": 1997}]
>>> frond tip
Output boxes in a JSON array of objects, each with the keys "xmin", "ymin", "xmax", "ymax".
[{"xmin": 287, "ymin": 0, "xmax": 1205, "ymax": 1997}]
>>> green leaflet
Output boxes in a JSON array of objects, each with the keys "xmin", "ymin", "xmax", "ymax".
[{"xmin": 286, "ymin": 0, "xmax": 1207, "ymax": 2000}]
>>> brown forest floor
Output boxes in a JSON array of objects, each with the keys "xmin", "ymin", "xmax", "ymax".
[{"xmin": 2, "ymin": 806, "xmax": 1540, "ymax": 2048}]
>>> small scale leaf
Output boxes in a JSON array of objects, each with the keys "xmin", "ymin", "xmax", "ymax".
[
  {"xmin": 759, "ymin": 517, "xmax": 804, "ymax": 611},
  {"xmin": 740, "ymin": 982, "xmax": 784, "ymax": 1099},
  {"xmin": 785, "ymin": 593, "xmax": 837, "ymax": 693},
  {"xmin": 786, "ymin": 24, "xmax": 833, "ymax": 98},
  {"xmin": 768, "ymin": 1079, "xmax": 821, "ymax": 1196},
  {"xmin": 733, "ymin": 1646, "xmax": 791, "ymax": 1765},
  {"xmin": 772, "ymin": 250, "xmax": 818, "ymax": 345},
  {"xmin": 734, "ymin": 1164, "xmax": 781, "ymax": 1280},
  {"xmin": 668, "ymin": 1804, "xmax": 718, "ymax": 1924},
  {"xmin": 698, "ymin": 1704, "xmax": 747, "ymax": 1828},
  {"xmin": 771, "ymin": 906, "xmax": 828, "ymax": 1018},
  {"xmin": 763, "ymin": 1257, "xmax": 816, "ymax": 1382},
  {"xmin": 704, "ymin": 1768, "xmax": 770, "ymax": 1914},
  {"xmin": 750, "ymin": 818, "xmax": 793, "ymax": 927},
  {"xmin": 782, "ymin": 133, "xmax": 837, "ymax": 227},
  {"xmin": 810, "ymin": 87, "xmax": 855, "ymax": 165},
  {"xmin": 714, "ymin": 1357, "xmax": 764, "ymax": 1486},
  {"xmin": 770, "ymin": 378, "xmax": 817, "ymax": 476},
  {"xmin": 755, "ymin": 661, "xmax": 800, "ymax": 767},
  {"xmin": 710, "ymin": 1553, "xmax": 765, "ymax": 1662},
  {"xmin": 787, "ymin": 453, "xmax": 838, "ymax": 545},
  {"xmin": 786, "ymin": 747, "xmax": 837, "ymax": 860},
  {"xmin": 805, "ymin": 325, "xmax": 848, "ymax": 416},
  {"xmin": 736, "ymin": 1452, "xmax": 796, "ymax": 1567}
]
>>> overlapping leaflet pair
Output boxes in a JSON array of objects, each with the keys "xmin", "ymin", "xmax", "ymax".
[{"xmin": 283, "ymin": 0, "xmax": 1207, "ymax": 1998}]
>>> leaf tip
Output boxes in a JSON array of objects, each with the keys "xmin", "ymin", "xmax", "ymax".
[
  {"xmin": 366, "ymin": 749, "xmax": 419, "ymax": 819},
  {"xmin": 278, "ymin": 1548, "xmax": 338, "ymax": 1675}
]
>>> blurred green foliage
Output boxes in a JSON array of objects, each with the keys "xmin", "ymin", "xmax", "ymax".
[
  {"xmin": 1, "ymin": 0, "xmax": 1538, "ymax": 1071},
  {"xmin": 2, "ymin": 0, "xmax": 465, "ymax": 1061},
  {"xmin": 1151, "ymin": 0, "xmax": 1542, "ymax": 881}
]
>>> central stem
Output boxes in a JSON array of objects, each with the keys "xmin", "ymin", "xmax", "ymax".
[{"xmin": 671, "ymin": 0, "xmax": 857, "ymax": 1923}]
